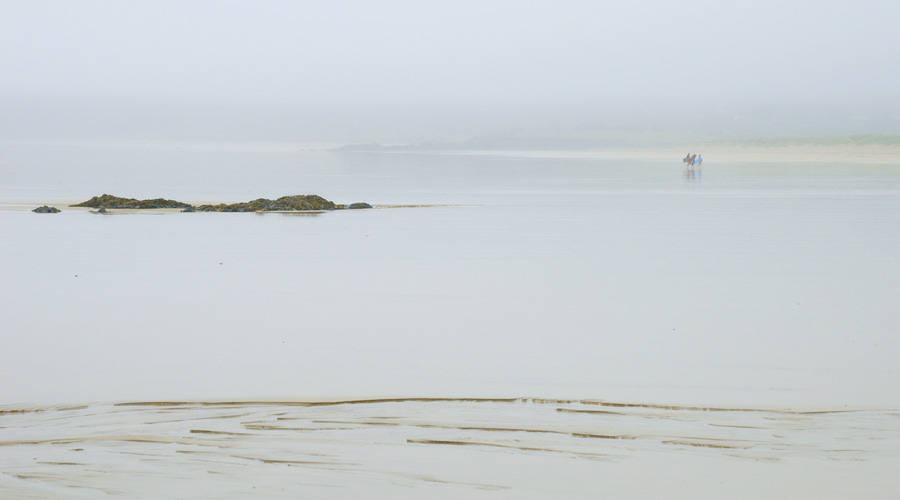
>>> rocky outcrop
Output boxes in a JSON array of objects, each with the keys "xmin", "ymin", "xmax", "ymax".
[
  {"xmin": 71, "ymin": 194, "xmax": 372, "ymax": 212},
  {"xmin": 195, "ymin": 195, "xmax": 340, "ymax": 212},
  {"xmin": 72, "ymin": 194, "xmax": 191, "ymax": 209},
  {"xmin": 33, "ymin": 205, "xmax": 60, "ymax": 213}
]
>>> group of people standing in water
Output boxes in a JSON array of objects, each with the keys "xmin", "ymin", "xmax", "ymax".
[{"xmin": 682, "ymin": 153, "xmax": 702, "ymax": 168}]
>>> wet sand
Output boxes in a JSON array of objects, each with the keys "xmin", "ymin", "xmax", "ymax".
[
  {"xmin": 1, "ymin": 399, "xmax": 898, "ymax": 499},
  {"xmin": 441, "ymin": 145, "xmax": 900, "ymax": 163},
  {"xmin": 4, "ymin": 145, "xmax": 900, "ymax": 498}
]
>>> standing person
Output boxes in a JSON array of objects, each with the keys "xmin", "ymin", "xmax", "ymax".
[
  {"xmin": 690, "ymin": 154, "xmax": 697, "ymax": 166},
  {"xmin": 696, "ymin": 154, "xmax": 703, "ymax": 167},
  {"xmin": 683, "ymin": 153, "xmax": 692, "ymax": 166}
]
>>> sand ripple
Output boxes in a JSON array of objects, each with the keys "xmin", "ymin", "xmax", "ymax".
[{"xmin": 2, "ymin": 398, "xmax": 899, "ymax": 499}]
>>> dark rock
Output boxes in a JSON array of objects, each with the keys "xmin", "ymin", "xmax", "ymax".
[
  {"xmin": 97, "ymin": 207, "xmax": 108, "ymax": 213},
  {"xmin": 71, "ymin": 194, "xmax": 367, "ymax": 213},
  {"xmin": 72, "ymin": 194, "xmax": 192, "ymax": 209},
  {"xmin": 195, "ymin": 195, "xmax": 339, "ymax": 212},
  {"xmin": 33, "ymin": 205, "xmax": 60, "ymax": 213}
]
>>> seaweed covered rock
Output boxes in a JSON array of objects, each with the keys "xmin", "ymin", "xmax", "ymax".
[
  {"xmin": 69, "ymin": 193, "xmax": 366, "ymax": 213},
  {"xmin": 72, "ymin": 194, "xmax": 192, "ymax": 209},
  {"xmin": 33, "ymin": 205, "xmax": 60, "ymax": 213},
  {"xmin": 195, "ymin": 195, "xmax": 339, "ymax": 212}
]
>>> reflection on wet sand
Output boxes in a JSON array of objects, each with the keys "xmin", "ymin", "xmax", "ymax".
[
  {"xmin": 684, "ymin": 163, "xmax": 702, "ymax": 181},
  {"xmin": 1, "ymin": 398, "xmax": 898, "ymax": 498}
]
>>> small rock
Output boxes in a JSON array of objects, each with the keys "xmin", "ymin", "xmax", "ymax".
[
  {"xmin": 97, "ymin": 207, "xmax": 108, "ymax": 213},
  {"xmin": 182, "ymin": 206, "xmax": 195, "ymax": 213},
  {"xmin": 348, "ymin": 202, "xmax": 372, "ymax": 209},
  {"xmin": 33, "ymin": 205, "xmax": 60, "ymax": 213}
]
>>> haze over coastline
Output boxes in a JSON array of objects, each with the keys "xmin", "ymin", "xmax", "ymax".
[
  {"xmin": 2, "ymin": 0, "xmax": 899, "ymax": 147},
  {"xmin": 4, "ymin": 2, "xmax": 900, "ymax": 498}
]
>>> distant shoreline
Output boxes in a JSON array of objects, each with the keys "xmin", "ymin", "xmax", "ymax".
[
  {"xmin": 337, "ymin": 145, "xmax": 900, "ymax": 164},
  {"xmin": 635, "ymin": 144, "xmax": 900, "ymax": 164},
  {"xmin": 4, "ymin": 138, "xmax": 900, "ymax": 163}
]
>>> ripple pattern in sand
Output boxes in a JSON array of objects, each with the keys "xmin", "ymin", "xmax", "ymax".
[{"xmin": 2, "ymin": 399, "xmax": 899, "ymax": 499}]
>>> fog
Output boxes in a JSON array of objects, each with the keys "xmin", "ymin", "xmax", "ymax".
[{"xmin": 2, "ymin": 0, "xmax": 899, "ymax": 144}]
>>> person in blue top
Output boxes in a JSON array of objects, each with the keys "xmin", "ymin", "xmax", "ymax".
[{"xmin": 696, "ymin": 154, "xmax": 703, "ymax": 167}]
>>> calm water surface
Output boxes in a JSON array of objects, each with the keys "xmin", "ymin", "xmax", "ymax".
[
  {"xmin": 3, "ymin": 142, "xmax": 900, "ymax": 499},
  {"xmin": 3, "ymin": 142, "xmax": 900, "ymax": 407}
]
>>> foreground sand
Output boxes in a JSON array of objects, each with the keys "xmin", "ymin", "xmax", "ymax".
[{"xmin": 2, "ymin": 399, "xmax": 898, "ymax": 499}]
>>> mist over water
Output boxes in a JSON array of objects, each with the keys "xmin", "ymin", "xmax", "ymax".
[
  {"xmin": 3, "ymin": 3, "xmax": 900, "ymax": 497},
  {"xmin": 2, "ymin": 1, "xmax": 900, "ymax": 145}
]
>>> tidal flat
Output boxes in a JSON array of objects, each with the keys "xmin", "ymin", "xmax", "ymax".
[
  {"xmin": 1, "ymin": 399, "xmax": 899, "ymax": 499},
  {"xmin": 2, "ymin": 141, "xmax": 900, "ymax": 498}
]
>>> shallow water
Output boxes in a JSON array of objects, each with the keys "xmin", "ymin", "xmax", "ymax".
[
  {"xmin": 2, "ymin": 141, "xmax": 900, "ymax": 497},
  {"xmin": 1, "ymin": 399, "xmax": 899, "ymax": 499}
]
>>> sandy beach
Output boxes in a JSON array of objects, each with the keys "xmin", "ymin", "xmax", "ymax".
[
  {"xmin": 2, "ymin": 398, "xmax": 898, "ymax": 499},
  {"xmin": 4, "ymin": 145, "xmax": 900, "ymax": 498},
  {"xmin": 438, "ymin": 145, "xmax": 900, "ymax": 164},
  {"xmin": 5, "ymin": 0, "xmax": 900, "ymax": 496},
  {"xmin": 670, "ymin": 144, "xmax": 900, "ymax": 164}
]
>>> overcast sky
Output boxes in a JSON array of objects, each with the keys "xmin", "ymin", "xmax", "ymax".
[{"xmin": 2, "ymin": 0, "xmax": 899, "ymax": 141}]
